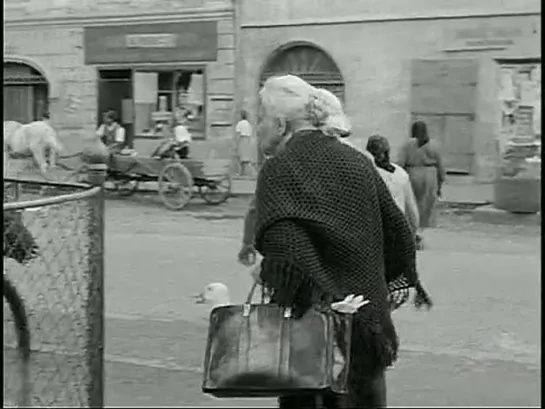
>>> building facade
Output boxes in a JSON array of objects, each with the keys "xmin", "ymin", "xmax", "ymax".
[
  {"xmin": 4, "ymin": 0, "xmax": 237, "ymax": 159},
  {"xmin": 236, "ymin": 0, "xmax": 541, "ymax": 182}
]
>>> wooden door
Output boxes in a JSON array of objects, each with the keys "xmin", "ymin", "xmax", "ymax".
[
  {"xmin": 3, "ymin": 86, "xmax": 33, "ymax": 123},
  {"xmin": 443, "ymin": 115, "xmax": 475, "ymax": 174},
  {"xmin": 34, "ymin": 84, "xmax": 49, "ymax": 119},
  {"xmin": 410, "ymin": 59, "xmax": 478, "ymax": 174}
]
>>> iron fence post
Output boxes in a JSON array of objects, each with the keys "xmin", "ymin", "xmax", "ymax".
[{"xmin": 86, "ymin": 163, "xmax": 107, "ymax": 408}]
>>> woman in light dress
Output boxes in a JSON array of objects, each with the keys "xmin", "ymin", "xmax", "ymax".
[
  {"xmin": 397, "ymin": 120, "xmax": 446, "ymax": 247},
  {"xmin": 366, "ymin": 134, "xmax": 419, "ymax": 235},
  {"xmin": 234, "ymin": 110, "xmax": 254, "ymax": 177}
]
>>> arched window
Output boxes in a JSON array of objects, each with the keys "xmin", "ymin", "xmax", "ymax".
[
  {"xmin": 256, "ymin": 44, "xmax": 345, "ymax": 165},
  {"xmin": 260, "ymin": 44, "xmax": 345, "ymax": 102},
  {"xmin": 3, "ymin": 62, "xmax": 49, "ymax": 122}
]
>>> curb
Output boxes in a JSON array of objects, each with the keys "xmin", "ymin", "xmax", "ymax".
[
  {"xmin": 184, "ymin": 203, "xmax": 493, "ymax": 221},
  {"xmin": 437, "ymin": 201, "xmax": 492, "ymax": 213},
  {"xmin": 471, "ymin": 205, "xmax": 541, "ymax": 226}
]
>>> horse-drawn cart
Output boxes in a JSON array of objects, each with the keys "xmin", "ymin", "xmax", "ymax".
[
  {"xmin": 5, "ymin": 135, "xmax": 233, "ymax": 210},
  {"xmin": 105, "ymin": 154, "xmax": 232, "ymax": 210},
  {"xmin": 55, "ymin": 151, "xmax": 232, "ymax": 210}
]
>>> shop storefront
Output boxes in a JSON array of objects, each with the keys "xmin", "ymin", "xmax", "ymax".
[
  {"xmin": 4, "ymin": 2, "xmax": 236, "ymax": 158},
  {"xmin": 84, "ymin": 20, "xmax": 234, "ymax": 155}
]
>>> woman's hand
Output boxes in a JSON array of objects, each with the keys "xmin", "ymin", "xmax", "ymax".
[
  {"xmin": 238, "ymin": 244, "xmax": 257, "ymax": 266},
  {"xmin": 331, "ymin": 294, "xmax": 370, "ymax": 314},
  {"xmin": 414, "ymin": 282, "xmax": 433, "ymax": 310}
]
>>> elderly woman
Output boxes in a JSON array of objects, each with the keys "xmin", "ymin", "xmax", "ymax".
[
  {"xmin": 248, "ymin": 75, "xmax": 431, "ymax": 408},
  {"xmin": 398, "ymin": 120, "xmax": 446, "ymax": 246},
  {"xmin": 237, "ymin": 87, "xmax": 364, "ymax": 266}
]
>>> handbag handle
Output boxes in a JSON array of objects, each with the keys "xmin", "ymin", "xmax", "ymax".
[
  {"xmin": 243, "ymin": 282, "xmax": 292, "ymax": 318},
  {"xmin": 238, "ymin": 282, "xmax": 293, "ymax": 375},
  {"xmin": 244, "ymin": 281, "xmax": 259, "ymax": 305}
]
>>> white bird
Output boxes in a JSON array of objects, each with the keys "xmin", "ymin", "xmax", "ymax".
[{"xmin": 194, "ymin": 282, "xmax": 232, "ymax": 310}]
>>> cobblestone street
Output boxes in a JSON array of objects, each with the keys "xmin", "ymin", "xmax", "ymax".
[{"xmin": 100, "ymin": 197, "xmax": 540, "ymax": 407}]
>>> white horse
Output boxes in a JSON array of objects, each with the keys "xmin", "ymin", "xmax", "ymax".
[{"xmin": 4, "ymin": 120, "xmax": 63, "ymax": 177}]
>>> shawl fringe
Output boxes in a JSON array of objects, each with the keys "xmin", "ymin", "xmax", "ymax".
[{"xmin": 260, "ymin": 257, "xmax": 399, "ymax": 373}]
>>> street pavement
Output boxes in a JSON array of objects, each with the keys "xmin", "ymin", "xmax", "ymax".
[
  {"xmin": 5, "ymin": 193, "xmax": 538, "ymax": 407},
  {"xmin": 98, "ymin": 196, "xmax": 540, "ymax": 407}
]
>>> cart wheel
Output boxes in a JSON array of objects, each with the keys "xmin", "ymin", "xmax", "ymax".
[
  {"xmin": 199, "ymin": 174, "xmax": 232, "ymax": 205},
  {"xmin": 114, "ymin": 180, "xmax": 139, "ymax": 197},
  {"xmin": 158, "ymin": 163, "xmax": 193, "ymax": 210}
]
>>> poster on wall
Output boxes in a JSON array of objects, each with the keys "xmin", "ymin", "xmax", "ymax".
[
  {"xmin": 498, "ymin": 63, "xmax": 541, "ymax": 141},
  {"xmin": 497, "ymin": 62, "xmax": 541, "ymax": 179}
]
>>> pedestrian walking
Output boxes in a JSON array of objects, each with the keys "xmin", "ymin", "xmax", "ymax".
[
  {"xmin": 397, "ymin": 120, "xmax": 446, "ymax": 248},
  {"xmin": 246, "ymin": 74, "xmax": 432, "ymax": 408},
  {"xmin": 366, "ymin": 134, "xmax": 420, "ymax": 235},
  {"xmin": 234, "ymin": 110, "xmax": 254, "ymax": 177},
  {"xmin": 237, "ymin": 88, "xmax": 358, "ymax": 267}
]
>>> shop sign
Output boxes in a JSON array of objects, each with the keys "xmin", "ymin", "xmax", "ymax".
[
  {"xmin": 84, "ymin": 21, "xmax": 218, "ymax": 65},
  {"xmin": 445, "ymin": 26, "xmax": 524, "ymax": 51}
]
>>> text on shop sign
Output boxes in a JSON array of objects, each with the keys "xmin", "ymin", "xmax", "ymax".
[{"xmin": 126, "ymin": 34, "xmax": 177, "ymax": 48}]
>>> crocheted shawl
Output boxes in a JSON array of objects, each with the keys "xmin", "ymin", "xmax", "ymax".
[{"xmin": 254, "ymin": 130, "xmax": 418, "ymax": 372}]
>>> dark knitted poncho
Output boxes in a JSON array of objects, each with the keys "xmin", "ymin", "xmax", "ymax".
[{"xmin": 254, "ymin": 130, "xmax": 418, "ymax": 374}]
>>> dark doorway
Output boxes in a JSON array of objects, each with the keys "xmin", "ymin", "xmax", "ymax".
[{"xmin": 98, "ymin": 69, "xmax": 133, "ymax": 147}]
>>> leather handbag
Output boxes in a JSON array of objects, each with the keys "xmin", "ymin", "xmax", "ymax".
[{"xmin": 202, "ymin": 282, "xmax": 353, "ymax": 398}]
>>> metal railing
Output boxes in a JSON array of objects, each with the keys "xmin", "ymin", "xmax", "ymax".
[{"xmin": 3, "ymin": 174, "xmax": 105, "ymax": 407}]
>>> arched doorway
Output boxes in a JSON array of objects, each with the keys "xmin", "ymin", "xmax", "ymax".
[
  {"xmin": 3, "ymin": 61, "xmax": 49, "ymax": 123},
  {"xmin": 260, "ymin": 43, "xmax": 345, "ymax": 102}
]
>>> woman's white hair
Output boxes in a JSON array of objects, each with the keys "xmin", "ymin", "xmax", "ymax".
[
  {"xmin": 258, "ymin": 75, "xmax": 352, "ymax": 156},
  {"xmin": 313, "ymin": 88, "xmax": 351, "ymax": 137},
  {"xmin": 259, "ymin": 75, "xmax": 316, "ymax": 122}
]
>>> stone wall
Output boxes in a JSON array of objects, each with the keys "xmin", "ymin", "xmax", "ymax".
[
  {"xmin": 240, "ymin": 0, "xmax": 540, "ymax": 25},
  {"xmin": 5, "ymin": 0, "xmax": 232, "ymax": 21},
  {"xmin": 238, "ymin": 0, "xmax": 541, "ymax": 181},
  {"xmin": 4, "ymin": 27, "xmax": 96, "ymax": 155}
]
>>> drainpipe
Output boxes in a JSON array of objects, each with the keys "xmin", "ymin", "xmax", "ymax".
[{"xmin": 232, "ymin": 0, "xmax": 243, "ymax": 116}]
